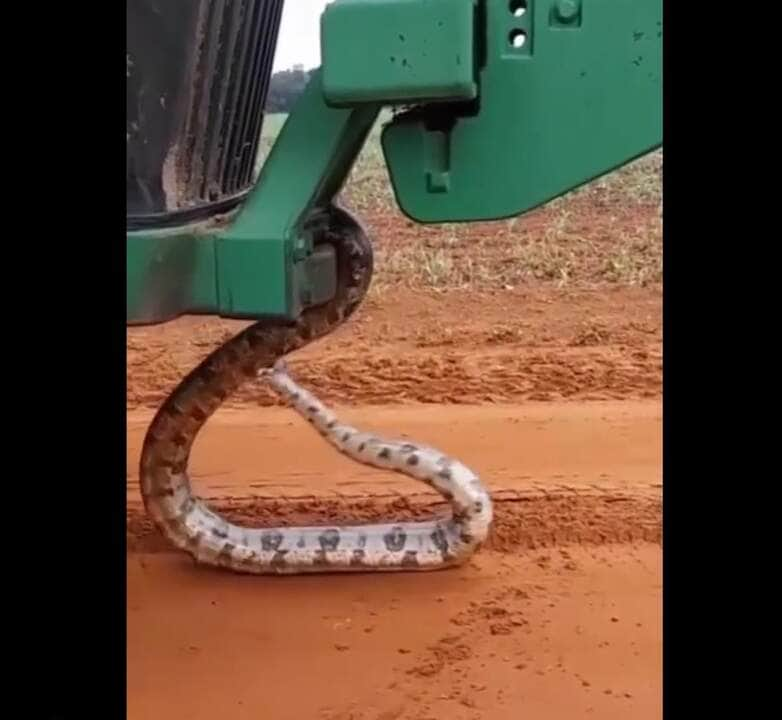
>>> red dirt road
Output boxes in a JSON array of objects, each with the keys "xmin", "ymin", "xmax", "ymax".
[
  {"xmin": 128, "ymin": 545, "xmax": 660, "ymax": 720},
  {"xmin": 127, "ymin": 401, "xmax": 661, "ymax": 719},
  {"xmin": 126, "ymin": 288, "xmax": 662, "ymax": 719}
]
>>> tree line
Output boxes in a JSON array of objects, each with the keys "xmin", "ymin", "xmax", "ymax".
[{"xmin": 265, "ymin": 65, "xmax": 315, "ymax": 113}]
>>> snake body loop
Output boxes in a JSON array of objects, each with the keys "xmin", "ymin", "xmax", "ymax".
[{"xmin": 139, "ymin": 205, "xmax": 493, "ymax": 573}]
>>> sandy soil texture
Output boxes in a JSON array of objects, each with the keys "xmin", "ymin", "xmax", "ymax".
[
  {"xmin": 127, "ymin": 287, "xmax": 661, "ymax": 410},
  {"xmin": 127, "ymin": 287, "xmax": 661, "ymax": 719}
]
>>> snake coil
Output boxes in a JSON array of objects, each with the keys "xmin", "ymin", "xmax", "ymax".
[{"xmin": 140, "ymin": 205, "xmax": 493, "ymax": 573}]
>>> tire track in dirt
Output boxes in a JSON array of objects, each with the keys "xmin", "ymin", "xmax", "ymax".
[
  {"xmin": 126, "ymin": 400, "xmax": 662, "ymax": 555},
  {"xmin": 127, "ymin": 493, "xmax": 661, "ymax": 555},
  {"xmin": 127, "ymin": 287, "xmax": 661, "ymax": 409}
]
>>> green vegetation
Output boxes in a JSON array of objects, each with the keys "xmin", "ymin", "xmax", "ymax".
[{"xmin": 259, "ymin": 113, "xmax": 662, "ymax": 291}]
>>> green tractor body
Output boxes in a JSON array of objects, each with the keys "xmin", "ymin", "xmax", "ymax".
[{"xmin": 127, "ymin": 0, "xmax": 661, "ymax": 325}]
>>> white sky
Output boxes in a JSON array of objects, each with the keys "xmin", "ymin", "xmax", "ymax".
[{"xmin": 273, "ymin": 0, "xmax": 332, "ymax": 71}]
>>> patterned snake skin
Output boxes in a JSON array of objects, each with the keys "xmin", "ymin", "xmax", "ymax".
[{"xmin": 139, "ymin": 205, "xmax": 493, "ymax": 573}]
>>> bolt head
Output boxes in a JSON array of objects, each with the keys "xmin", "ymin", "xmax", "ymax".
[{"xmin": 555, "ymin": 0, "xmax": 579, "ymax": 21}]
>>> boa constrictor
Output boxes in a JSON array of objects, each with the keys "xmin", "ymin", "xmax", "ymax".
[{"xmin": 139, "ymin": 206, "xmax": 493, "ymax": 573}]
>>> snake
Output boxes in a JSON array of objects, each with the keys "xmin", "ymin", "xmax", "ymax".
[{"xmin": 139, "ymin": 204, "xmax": 493, "ymax": 574}]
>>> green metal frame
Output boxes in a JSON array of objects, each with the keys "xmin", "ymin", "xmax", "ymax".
[
  {"xmin": 382, "ymin": 0, "xmax": 662, "ymax": 222},
  {"xmin": 127, "ymin": 0, "xmax": 662, "ymax": 325},
  {"xmin": 321, "ymin": 0, "xmax": 477, "ymax": 106},
  {"xmin": 127, "ymin": 72, "xmax": 379, "ymax": 324}
]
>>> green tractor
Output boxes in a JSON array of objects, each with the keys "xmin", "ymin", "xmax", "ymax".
[{"xmin": 127, "ymin": 0, "xmax": 661, "ymax": 574}]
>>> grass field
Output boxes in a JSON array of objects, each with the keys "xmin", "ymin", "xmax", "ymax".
[{"xmin": 258, "ymin": 112, "xmax": 662, "ymax": 294}]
